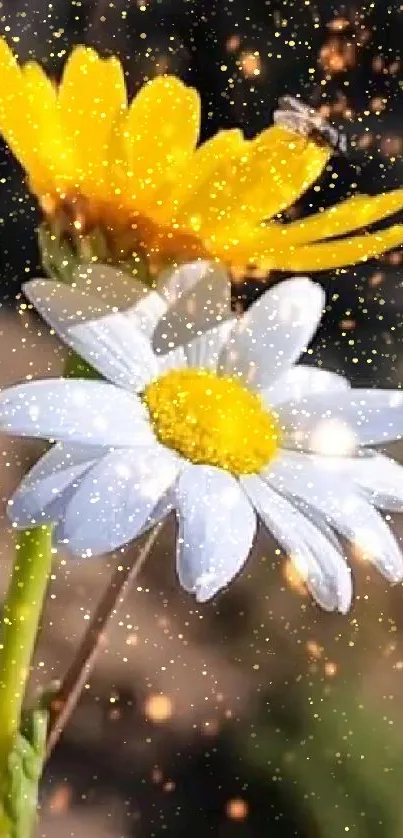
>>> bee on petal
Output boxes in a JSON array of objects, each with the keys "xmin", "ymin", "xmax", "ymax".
[{"xmin": 273, "ymin": 95, "xmax": 348, "ymax": 155}]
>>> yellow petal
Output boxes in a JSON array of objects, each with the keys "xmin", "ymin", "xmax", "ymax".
[
  {"xmin": 228, "ymin": 125, "xmax": 330, "ymax": 224},
  {"xmin": 58, "ymin": 46, "xmax": 126, "ymax": 195},
  {"xmin": 238, "ymin": 224, "xmax": 403, "ymax": 272},
  {"xmin": 116, "ymin": 75, "xmax": 200, "ymax": 214},
  {"xmin": 175, "ymin": 125, "xmax": 330, "ymax": 239},
  {"xmin": 0, "ymin": 39, "xmax": 50, "ymax": 187},
  {"xmin": 155, "ymin": 127, "xmax": 245, "ymax": 226},
  {"xmin": 263, "ymin": 189, "xmax": 403, "ymax": 247},
  {"xmin": 172, "ymin": 132, "xmax": 255, "ymax": 234},
  {"xmin": 22, "ymin": 62, "xmax": 77, "ymax": 193},
  {"xmin": 106, "ymin": 109, "xmax": 133, "ymax": 211},
  {"xmin": 252, "ymin": 127, "xmax": 330, "ymax": 219}
]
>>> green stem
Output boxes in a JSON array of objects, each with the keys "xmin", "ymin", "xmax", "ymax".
[
  {"xmin": 0, "ymin": 526, "xmax": 53, "ymax": 774},
  {"xmin": 0, "ymin": 349, "xmax": 91, "ymax": 772}
]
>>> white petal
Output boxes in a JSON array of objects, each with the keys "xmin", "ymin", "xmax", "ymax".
[
  {"xmin": 0, "ymin": 379, "xmax": 154, "ymax": 447},
  {"xmin": 352, "ymin": 453, "xmax": 403, "ymax": 512},
  {"xmin": 151, "ymin": 321, "xmax": 236, "ymax": 376},
  {"xmin": 242, "ymin": 475, "xmax": 352, "ymax": 613},
  {"xmin": 155, "ymin": 321, "xmax": 235, "ymax": 374},
  {"xmin": 219, "ymin": 277, "xmax": 325, "ymax": 391},
  {"xmin": 288, "ymin": 494, "xmax": 343, "ymax": 553},
  {"xmin": 174, "ymin": 464, "xmax": 256, "ymax": 601},
  {"xmin": 8, "ymin": 443, "xmax": 100, "ymax": 527},
  {"xmin": 263, "ymin": 452, "xmax": 403, "ymax": 583},
  {"xmin": 136, "ymin": 489, "xmax": 175, "ymax": 538},
  {"xmin": 263, "ymin": 365, "xmax": 350, "ymax": 408},
  {"xmin": 152, "ymin": 261, "xmax": 232, "ymax": 354},
  {"xmin": 25, "ymin": 277, "xmax": 116, "ymax": 322},
  {"xmin": 72, "ymin": 263, "xmax": 151, "ymax": 310},
  {"xmin": 155, "ymin": 345, "xmax": 188, "ymax": 375},
  {"xmin": 71, "ymin": 263, "xmax": 207, "ymax": 343},
  {"xmin": 24, "ymin": 281, "xmax": 158, "ymax": 391},
  {"xmin": 278, "ymin": 389, "xmax": 403, "ymax": 451},
  {"xmin": 25, "ymin": 273, "xmax": 153, "ymax": 328},
  {"xmin": 184, "ymin": 321, "xmax": 235, "ymax": 370},
  {"xmin": 277, "ymin": 450, "xmax": 403, "ymax": 513},
  {"xmin": 67, "ymin": 313, "xmax": 158, "ymax": 390},
  {"xmin": 127, "ymin": 291, "xmax": 167, "ymax": 338},
  {"xmin": 30, "ymin": 265, "xmax": 168, "ymax": 339},
  {"xmin": 55, "ymin": 444, "xmax": 181, "ymax": 555},
  {"xmin": 156, "ymin": 260, "xmax": 221, "ymax": 305}
]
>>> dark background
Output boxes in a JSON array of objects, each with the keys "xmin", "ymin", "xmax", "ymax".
[{"xmin": 0, "ymin": 2, "xmax": 402, "ymax": 836}]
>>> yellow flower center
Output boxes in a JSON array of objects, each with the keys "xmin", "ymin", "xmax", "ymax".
[{"xmin": 143, "ymin": 368, "xmax": 281, "ymax": 476}]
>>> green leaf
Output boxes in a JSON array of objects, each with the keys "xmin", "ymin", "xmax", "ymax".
[
  {"xmin": 0, "ymin": 706, "xmax": 48, "ymax": 838},
  {"xmin": 37, "ymin": 224, "xmax": 77, "ymax": 283},
  {"xmin": 63, "ymin": 349, "xmax": 101, "ymax": 381},
  {"xmin": 38, "ymin": 221, "xmax": 153, "ymax": 288},
  {"xmin": 76, "ymin": 228, "xmax": 109, "ymax": 264}
]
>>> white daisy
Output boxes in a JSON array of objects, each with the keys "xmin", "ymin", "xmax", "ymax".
[{"xmin": 2, "ymin": 261, "xmax": 403, "ymax": 612}]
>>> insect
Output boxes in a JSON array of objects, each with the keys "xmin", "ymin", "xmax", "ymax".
[{"xmin": 273, "ymin": 95, "xmax": 348, "ymax": 155}]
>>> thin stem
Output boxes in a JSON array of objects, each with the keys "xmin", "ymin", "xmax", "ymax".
[
  {"xmin": 0, "ymin": 526, "xmax": 53, "ymax": 774},
  {"xmin": 46, "ymin": 524, "xmax": 161, "ymax": 759}
]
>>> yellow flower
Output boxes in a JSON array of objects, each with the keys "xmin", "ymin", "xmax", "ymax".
[{"xmin": 0, "ymin": 37, "xmax": 402, "ymax": 272}]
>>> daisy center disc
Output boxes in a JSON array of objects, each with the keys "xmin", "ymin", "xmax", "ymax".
[{"xmin": 143, "ymin": 368, "xmax": 281, "ymax": 476}]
